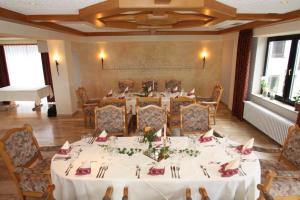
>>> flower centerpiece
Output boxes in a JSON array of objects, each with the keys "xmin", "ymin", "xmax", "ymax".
[
  {"xmin": 143, "ymin": 126, "xmax": 156, "ymax": 151},
  {"xmin": 293, "ymin": 90, "xmax": 300, "ymax": 111},
  {"xmin": 142, "ymin": 83, "xmax": 149, "ymax": 97}
]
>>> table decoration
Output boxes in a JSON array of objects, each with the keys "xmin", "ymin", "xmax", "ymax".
[
  {"xmin": 148, "ymin": 166, "xmax": 165, "ymax": 175},
  {"xmin": 188, "ymin": 88, "xmax": 195, "ymax": 96},
  {"xmin": 177, "ymin": 148, "xmax": 200, "ymax": 157},
  {"xmin": 117, "ymin": 147, "xmax": 142, "ymax": 156},
  {"xmin": 106, "ymin": 90, "xmax": 113, "ymax": 97},
  {"xmin": 219, "ymin": 159, "xmax": 240, "ymax": 177},
  {"xmin": 199, "ymin": 129, "xmax": 214, "ymax": 143},
  {"xmin": 96, "ymin": 130, "xmax": 108, "ymax": 142}
]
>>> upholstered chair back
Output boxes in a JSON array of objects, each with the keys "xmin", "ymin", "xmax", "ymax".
[
  {"xmin": 170, "ymin": 96, "xmax": 195, "ymax": 115},
  {"xmin": 281, "ymin": 125, "xmax": 300, "ymax": 168},
  {"xmin": 137, "ymin": 105, "xmax": 167, "ymax": 133},
  {"xmin": 136, "ymin": 97, "xmax": 161, "ymax": 108},
  {"xmin": 165, "ymin": 79, "xmax": 181, "ymax": 91},
  {"xmin": 0, "ymin": 124, "xmax": 40, "ymax": 170},
  {"xmin": 95, "ymin": 105, "xmax": 126, "ymax": 136},
  {"xmin": 142, "ymin": 80, "xmax": 158, "ymax": 92},
  {"xmin": 181, "ymin": 104, "xmax": 210, "ymax": 134},
  {"xmin": 118, "ymin": 80, "xmax": 134, "ymax": 93},
  {"xmin": 212, "ymin": 84, "xmax": 223, "ymax": 103}
]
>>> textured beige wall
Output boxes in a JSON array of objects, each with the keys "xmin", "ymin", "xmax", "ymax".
[{"xmin": 72, "ymin": 40, "xmax": 223, "ymax": 98}]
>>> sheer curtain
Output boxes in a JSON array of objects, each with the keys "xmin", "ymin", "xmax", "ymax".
[{"xmin": 4, "ymin": 45, "xmax": 44, "ymax": 87}]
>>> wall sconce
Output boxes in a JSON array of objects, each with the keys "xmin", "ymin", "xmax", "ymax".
[
  {"xmin": 53, "ymin": 54, "xmax": 60, "ymax": 76},
  {"xmin": 200, "ymin": 51, "xmax": 207, "ymax": 69},
  {"xmin": 99, "ymin": 51, "xmax": 106, "ymax": 69}
]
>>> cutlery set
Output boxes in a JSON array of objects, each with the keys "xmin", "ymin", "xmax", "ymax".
[
  {"xmin": 97, "ymin": 166, "xmax": 108, "ymax": 178},
  {"xmin": 65, "ymin": 163, "xmax": 73, "ymax": 176},
  {"xmin": 170, "ymin": 166, "xmax": 180, "ymax": 179},
  {"xmin": 88, "ymin": 136, "xmax": 96, "ymax": 144},
  {"xmin": 200, "ymin": 165, "xmax": 210, "ymax": 178},
  {"xmin": 239, "ymin": 166, "xmax": 247, "ymax": 176},
  {"xmin": 136, "ymin": 165, "xmax": 141, "ymax": 179}
]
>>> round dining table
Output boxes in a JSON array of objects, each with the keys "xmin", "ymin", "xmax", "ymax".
[{"xmin": 51, "ymin": 136, "xmax": 261, "ymax": 200}]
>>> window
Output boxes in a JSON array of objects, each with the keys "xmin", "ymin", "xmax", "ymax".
[
  {"xmin": 4, "ymin": 45, "xmax": 44, "ymax": 87},
  {"xmin": 264, "ymin": 34, "xmax": 300, "ymax": 105}
]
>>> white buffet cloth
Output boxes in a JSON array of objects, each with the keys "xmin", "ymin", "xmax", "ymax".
[
  {"xmin": 0, "ymin": 85, "xmax": 53, "ymax": 105},
  {"xmin": 103, "ymin": 92, "xmax": 195, "ymax": 115},
  {"xmin": 51, "ymin": 137, "xmax": 260, "ymax": 200}
]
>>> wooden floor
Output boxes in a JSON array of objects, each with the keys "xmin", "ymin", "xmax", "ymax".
[{"xmin": 0, "ymin": 101, "xmax": 280, "ymax": 199}]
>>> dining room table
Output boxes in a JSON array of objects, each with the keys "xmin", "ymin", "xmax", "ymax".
[
  {"xmin": 51, "ymin": 135, "xmax": 261, "ymax": 200},
  {"xmin": 102, "ymin": 91, "xmax": 195, "ymax": 115}
]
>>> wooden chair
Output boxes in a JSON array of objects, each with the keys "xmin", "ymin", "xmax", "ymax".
[
  {"xmin": 180, "ymin": 104, "xmax": 210, "ymax": 136},
  {"xmin": 197, "ymin": 84, "xmax": 223, "ymax": 125},
  {"xmin": 122, "ymin": 186, "xmax": 128, "ymax": 200},
  {"xmin": 119, "ymin": 79, "xmax": 134, "ymax": 93},
  {"xmin": 257, "ymin": 170, "xmax": 300, "ymax": 200},
  {"xmin": 102, "ymin": 186, "xmax": 113, "ymax": 200},
  {"xmin": 186, "ymin": 188, "xmax": 192, "ymax": 200},
  {"xmin": 76, "ymin": 87, "xmax": 100, "ymax": 128},
  {"xmin": 169, "ymin": 96, "xmax": 195, "ymax": 131},
  {"xmin": 137, "ymin": 105, "xmax": 167, "ymax": 134},
  {"xmin": 0, "ymin": 124, "xmax": 53, "ymax": 200},
  {"xmin": 165, "ymin": 79, "xmax": 181, "ymax": 91},
  {"xmin": 136, "ymin": 97, "xmax": 162, "ymax": 108},
  {"xmin": 142, "ymin": 80, "xmax": 158, "ymax": 92},
  {"xmin": 95, "ymin": 105, "xmax": 127, "ymax": 136},
  {"xmin": 199, "ymin": 187, "xmax": 211, "ymax": 200}
]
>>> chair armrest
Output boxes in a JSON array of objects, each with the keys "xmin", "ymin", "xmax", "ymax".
[
  {"xmin": 252, "ymin": 146, "xmax": 282, "ymax": 153},
  {"xmin": 87, "ymin": 98, "xmax": 101, "ymax": 104},
  {"xmin": 83, "ymin": 103, "xmax": 98, "ymax": 107},
  {"xmin": 200, "ymin": 101, "xmax": 218, "ymax": 105},
  {"xmin": 15, "ymin": 167, "xmax": 50, "ymax": 175},
  {"xmin": 196, "ymin": 97, "xmax": 213, "ymax": 102},
  {"xmin": 39, "ymin": 145, "xmax": 61, "ymax": 152}
]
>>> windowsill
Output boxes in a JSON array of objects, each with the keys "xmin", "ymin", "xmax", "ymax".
[{"xmin": 252, "ymin": 93, "xmax": 297, "ymax": 112}]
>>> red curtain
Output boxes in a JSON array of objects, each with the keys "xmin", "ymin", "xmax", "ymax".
[
  {"xmin": 0, "ymin": 45, "xmax": 10, "ymax": 88},
  {"xmin": 232, "ymin": 29, "xmax": 253, "ymax": 120},
  {"xmin": 41, "ymin": 52, "xmax": 55, "ymax": 102}
]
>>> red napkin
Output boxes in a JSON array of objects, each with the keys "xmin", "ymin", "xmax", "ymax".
[
  {"xmin": 57, "ymin": 147, "xmax": 71, "ymax": 155},
  {"xmin": 96, "ymin": 137, "xmax": 107, "ymax": 142},
  {"xmin": 75, "ymin": 167, "xmax": 91, "ymax": 175},
  {"xmin": 106, "ymin": 93, "xmax": 112, "ymax": 97},
  {"xmin": 235, "ymin": 145, "xmax": 252, "ymax": 155},
  {"xmin": 199, "ymin": 136, "xmax": 213, "ymax": 143},
  {"xmin": 148, "ymin": 167, "xmax": 165, "ymax": 175},
  {"xmin": 219, "ymin": 163, "xmax": 239, "ymax": 177}
]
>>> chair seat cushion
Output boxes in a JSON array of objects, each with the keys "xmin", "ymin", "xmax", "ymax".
[
  {"xmin": 16, "ymin": 158, "xmax": 51, "ymax": 174},
  {"xmin": 19, "ymin": 173, "xmax": 50, "ymax": 193},
  {"xmin": 269, "ymin": 177, "xmax": 300, "ymax": 197}
]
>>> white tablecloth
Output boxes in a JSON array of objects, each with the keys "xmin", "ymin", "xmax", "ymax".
[
  {"xmin": 103, "ymin": 92, "xmax": 195, "ymax": 115},
  {"xmin": 51, "ymin": 137, "xmax": 260, "ymax": 200},
  {"xmin": 0, "ymin": 85, "xmax": 53, "ymax": 105}
]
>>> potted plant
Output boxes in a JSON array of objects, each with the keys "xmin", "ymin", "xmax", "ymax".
[
  {"xmin": 293, "ymin": 90, "xmax": 300, "ymax": 111},
  {"xmin": 260, "ymin": 76, "xmax": 269, "ymax": 97}
]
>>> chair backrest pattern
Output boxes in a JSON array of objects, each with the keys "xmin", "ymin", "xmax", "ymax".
[
  {"xmin": 95, "ymin": 106, "xmax": 125, "ymax": 133},
  {"xmin": 137, "ymin": 97, "xmax": 161, "ymax": 108},
  {"xmin": 102, "ymin": 98, "xmax": 126, "ymax": 108},
  {"xmin": 137, "ymin": 105, "xmax": 166, "ymax": 132},
  {"xmin": 212, "ymin": 84, "xmax": 223, "ymax": 102},
  {"xmin": 282, "ymin": 125, "xmax": 300, "ymax": 168},
  {"xmin": 181, "ymin": 104, "xmax": 210, "ymax": 133},
  {"xmin": 170, "ymin": 97, "xmax": 194, "ymax": 115},
  {"xmin": 76, "ymin": 87, "xmax": 88, "ymax": 107}
]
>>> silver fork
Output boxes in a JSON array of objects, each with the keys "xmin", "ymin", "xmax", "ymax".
[
  {"xmin": 65, "ymin": 164, "xmax": 73, "ymax": 176},
  {"xmin": 101, "ymin": 166, "xmax": 108, "ymax": 178},
  {"xmin": 137, "ymin": 167, "xmax": 141, "ymax": 179}
]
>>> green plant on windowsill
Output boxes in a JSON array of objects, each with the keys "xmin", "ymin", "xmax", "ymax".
[
  {"xmin": 293, "ymin": 90, "xmax": 300, "ymax": 111},
  {"xmin": 260, "ymin": 76, "xmax": 269, "ymax": 97}
]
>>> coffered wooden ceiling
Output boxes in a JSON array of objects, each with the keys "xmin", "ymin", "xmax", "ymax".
[{"xmin": 0, "ymin": 0, "xmax": 300, "ymax": 36}]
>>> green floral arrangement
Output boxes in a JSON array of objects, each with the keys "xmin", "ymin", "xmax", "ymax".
[
  {"xmin": 117, "ymin": 147, "xmax": 142, "ymax": 156},
  {"xmin": 142, "ymin": 83, "xmax": 149, "ymax": 97},
  {"xmin": 293, "ymin": 90, "xmax": 300, "ymax": 103},
  {"xmin": 158, "ymin": 146, "xmax": 170, "ymax": 161},
  {"xmin": 143, "ymin": 127, "xmax": 157, "ymax": 150},
  {"xmin": 178, "ymin": 148, "xmax": 200, "ymax": 157}
]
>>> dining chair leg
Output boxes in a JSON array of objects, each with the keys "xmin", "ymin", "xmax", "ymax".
[
  {"xmin": 122, "ymin": 186, "xmax": 128, "ymax": 200},
  {"xmin": 186, "ymin": 188, "xmax": 192, "ymax": 200}
]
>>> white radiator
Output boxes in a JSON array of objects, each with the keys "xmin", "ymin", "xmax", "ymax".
[{"xmin": 243, "ymin": 101, "xmax": 293, "ymax": 145}]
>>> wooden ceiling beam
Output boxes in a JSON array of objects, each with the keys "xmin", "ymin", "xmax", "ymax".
[{"xmin": 27, "ymin": 15, "xmax": 81, "ymax": 22}]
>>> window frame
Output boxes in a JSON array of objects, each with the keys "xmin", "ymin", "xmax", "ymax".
[{"xmin": 263, "ymin": 34, "xmax": 300, "ymax": 106}]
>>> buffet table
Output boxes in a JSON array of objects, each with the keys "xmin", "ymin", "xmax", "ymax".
[
  {"xmin": 51, "ymin": 136, "xmax": 260, "ymax": 200},
  {"xmin": 0, "ymin": 85, "xmax": 53, "ymax": 106}
]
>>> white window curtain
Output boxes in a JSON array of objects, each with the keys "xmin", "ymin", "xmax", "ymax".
[{"xmin": 4, "ymin": 45, "xmax": 44, "ymax": 87}]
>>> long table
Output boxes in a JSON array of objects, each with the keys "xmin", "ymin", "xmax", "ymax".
[
  {"xmin": 0, "ymin": 85, "xmax": 53, "ymax": 106},
  {"xmin": 51, "ymin": 137, "xmax": 260, "ymax": 200}
]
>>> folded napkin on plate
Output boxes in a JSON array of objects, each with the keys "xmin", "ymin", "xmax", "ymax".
[
  {"xmin": 124, "ymin": 86, "xmax": 129, "ymax": 93},
  {"xmin": 171, "ymin": 86, "xmax": 178, "ymax": 93},
  {"xmin": 199, "ymin": 129, "xmax": 214, "ymax": 143},
  {"xmin": 106, "ymin": 90, "xmax": 113, "ymax": 97},
  {"xmin": 148, "ymin": 92, "xmax": 153, "ymax": 97},
  {"xmin": 154, "ymin": 129, "xmax": 162, "ymax": 141},
  {"xmin": 58, "ymin": 141, "xmax": 71, "ymax": 155},
  {"xmin": 236, "ymin": 138, "xmax": 254, "ymax": 155},
  {"xmin": 75, "ymin": 161, "xmax": 91, "ymax": 175},
  {"xmin": 119, "ymin": 92, "xmax": 125, "ymax": 99},
  {"xmin": 188, "ymin": 88, "xmax": 195, "ymax": 96},
  {"xmin": 96, "ymin": 130, "xmax": 108, "ymax": 142},
  {"xmin": 148, "ymin": 166, "xmax": 165, "ymax": 175},
  {"xmin": 219, "ymin": 159, "xmax": 240, "ymax": 177}
]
